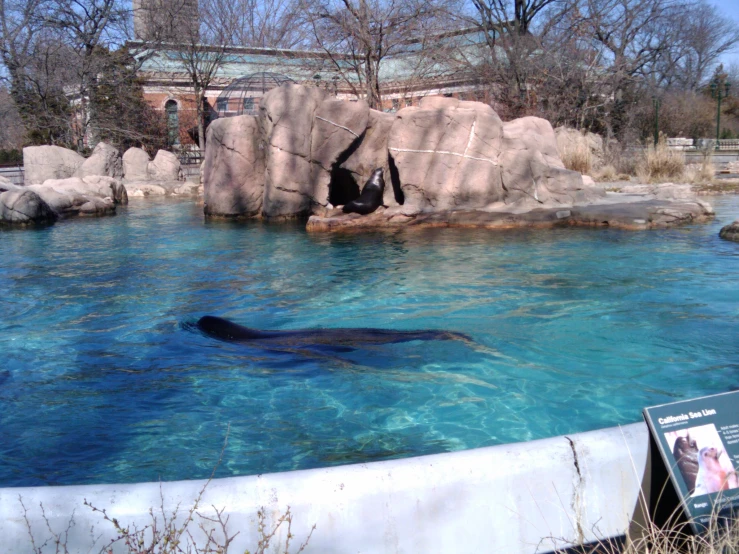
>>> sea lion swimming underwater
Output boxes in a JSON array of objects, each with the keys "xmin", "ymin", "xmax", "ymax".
[
  {"xmin": 342, "ymin": 168, "xmax": 385, "ymax": 215},
  {"xmin": 195, "ymin": 315, "xmax": 471, "ymax": 350}
]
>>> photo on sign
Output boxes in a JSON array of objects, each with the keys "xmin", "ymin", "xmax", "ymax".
[{"xmin": 664, "ymin": 424, "xmax": 739, "ymax": 497}]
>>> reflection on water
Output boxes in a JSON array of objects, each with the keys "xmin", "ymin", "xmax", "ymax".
[{"xmin": 0, "ymin": 196, "xmax": 738, "ymax": 486}]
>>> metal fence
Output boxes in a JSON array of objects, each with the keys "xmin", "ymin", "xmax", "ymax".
[
  {"xmin": 667, "ymin": 138, "xmax": 739, "ymax": 151},
  {"xmin": 0, "ymin": 166, "xmax": 24, "ymax": 185},
  {"xmin": 178, "ymin": 150, "xmax": 203, "ymax": 182}
]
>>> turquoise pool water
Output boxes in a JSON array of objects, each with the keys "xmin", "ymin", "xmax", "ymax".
[{"xmin": 1, "ymin": 196, "xmax": 738, "ymax": 486}]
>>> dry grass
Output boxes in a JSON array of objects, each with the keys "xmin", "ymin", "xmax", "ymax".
[
  {"xmin": 559, "ymin": 136, "xmax": 594, "ymax": 175},
  {"xmin": 602, "ymin": 141, "xmax": 639, "ymax": 177},
  {"xmin": 684, "ymin": 152, "xmax": 716, "ymax": 185},
  {"xmin": 635, "ymin": 138, "xmax": 686, "ymax": 183},
  {"xmin": 550, "ymin": 492, "xmax": 739, "ymax": 554},
  {"xmin": 593, "ymin": 165, "xmax": 617, "ymax": 182},
  {"xmin": 20, "ymin": 427, "xmax": 316, "ymax": 554}
]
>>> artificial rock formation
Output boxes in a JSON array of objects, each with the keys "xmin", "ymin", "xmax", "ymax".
[
  {"xmin": 0, "ymin": 174, "xmax": 127, "ymax": 225},
  {"xmin": 202, "ymin": 83, "xmax": 712, "ymax": 231},
  {"xmin": 388, "ymin": 97, "xmax": 505, "ymax": 211},
  {"xmin": 147, "ymin": 150, "xmax": 182, "ymax": 182},
  {"xmin": 75, "ymin": 142, "xmax": 124, "ymax": 179},
  {"xmin": 122, "ymin": 147, "xmax": 151, "ymax": 181},
  {"xmin": 0, "ymin": 188, "xmax": 58, "ymax": 225},
  {"xmin": 23, "ymin": 145, "xmax": 85, "ymax": 185},
  {"xmin": 11, "ymin": 142, "xmax": 193, "ymax": 226},
  {"xmin": 203, "ymin": 115, "xmax": 264, "ymax": 217},
  {"xmin": 120, "ymin": 147, "xmax": 196, "ymax": 197}
]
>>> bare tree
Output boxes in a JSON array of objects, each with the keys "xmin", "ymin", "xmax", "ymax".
[
  {"xmin": 444, "ymin": 0, "xmax": 571, "ymax": 118},
  {"xmin": 469, "ymin": 0, "xmax": 563, "ymax": 36},
  {"xmin": 0, "ymin": 86, "xmax": 26, "ymax": 149},
  {"xmin": 204, "ymin": 0, "xmax": 310, "ymax": 49},
  {"xmin": 45, "ymin": 0, "xmax": 131, "ymax": 144},
  {"xmin": 0, "ymin": 0, "xmax": 73, "ymax": 143},
  {"xmin": 300, "ymin": 0, "xmax": 455, "ymax": 110},
  {"xmin": 652, "ymin": 0, "xmax": 739, "ymax": 91},
  {"xmin": 0, "ymin": 0, "xmax": 164, "ymax": 147},
  {"xmin": 138, "ymin": 0, "xmax": 240, "ymax": 150}
]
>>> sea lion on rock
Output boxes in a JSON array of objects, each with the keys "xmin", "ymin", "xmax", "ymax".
[
  {"xmin": 343, "ymin": 168, "xmax": 385, "ymax": 215},
  {"xmin": 195, "ymin": 315, "xmax": 471, "ymax": 349}
]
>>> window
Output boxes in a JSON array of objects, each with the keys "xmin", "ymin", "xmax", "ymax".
[
  {"xmin": 243, "ymin": 97, "xmax": 255, "ymax": 112},
  {"xmin": 165, "ymin": 100, "xmax": 179, "ymax": 146},
  {"xmin": 216, "ymin": 98, "xmax": 228, "ymax": 113},
  {"xmin": 405, "ymin": 98, "xmax": 413, "ymax": 107},
  {"xmin": 392, "ymin": 99, "xmax": 400, "ymax": 111}
]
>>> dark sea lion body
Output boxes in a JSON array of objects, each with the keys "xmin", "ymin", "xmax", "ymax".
[
  {"xmin": 343, "ymin": 168, "xmax": 385, "ymax": 215},
  {"xmin": 196, "ymin": 315, "xmax": 470, "ymax": 348},
  {"xmin": 673, "ymin": 434, "xmax": 699, "ymax": 493}
]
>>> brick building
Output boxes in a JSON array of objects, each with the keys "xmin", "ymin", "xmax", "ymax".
[{"xmin": 132, "ymin": 1, "xmax": 487, "ymax": 149}]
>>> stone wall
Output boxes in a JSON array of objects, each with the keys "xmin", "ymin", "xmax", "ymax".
[{"xmin": 1, "ymin": 423, "xmax": 651, "ymax": 554}]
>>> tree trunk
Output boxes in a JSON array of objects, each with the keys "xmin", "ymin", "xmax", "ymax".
[
  {"xmin": 364, "ymin": 55, "xmax": 382, "ymax": 110},
  {"xmin": 195, "ymin": 87, "xmax": 206, "ymax": 151}
]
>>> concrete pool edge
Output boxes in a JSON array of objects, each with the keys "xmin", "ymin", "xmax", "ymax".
[{"xmin": 1, "ymin": 422, "xmax": 652, "ymax": 553}]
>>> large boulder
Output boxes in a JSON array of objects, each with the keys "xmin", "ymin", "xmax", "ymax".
[
  {"xmin": 122, "ymin": 147, "xmax": 151, "ymax": 181},
  {"xmin": 0, "ymin": 175, "xmax": 19, "ymax": 192},
  {"xmin": 74, "ymin": 142, "xmax": 123, "ymax": 179},
  {"xmin": 147, "ymin": 150, "xmax": 182, "ymax": 181},
  {"xmin": 202, "ymin": 115, "xmax": 264, "ymax": 217},
  {"xmin": 27, "ymin": 175, "xmax": 126, "ymax": 216},
  {"xmin": 500, "ymin": 117, "xmax": 605, "ymax": 208},
  {"xmin": 23, "ymin": 145, "xmax": 85, "ymax": 185},
  {"xmin": 388, "ymin": 96, "xmax": 506, "ymax": 211},
  {"xmin": 0, "ymin": 189, "xmax": 57, "ymax": 225},
  {"xmin": 258, "ymin": 84, "xmax": 327, "ymax": 217},
  {"xmin": 124, "ymin": 182, "xmax": 168, "ymax": 197},
  {"xmin": 719, "ymin": 220, "xmax": 739, "ymax": 242},
  {"xmin": 39, "ymin": 175, "xmax": 128, "ymax": 205}
]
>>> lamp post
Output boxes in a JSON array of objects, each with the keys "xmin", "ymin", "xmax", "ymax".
[
  {"xmin": 710, "ymin": 78, "xmax": 731, "ymax": 149},
  {"xmin": 652, "ymin": 96, "xmax": 661, "ymax": 147}
]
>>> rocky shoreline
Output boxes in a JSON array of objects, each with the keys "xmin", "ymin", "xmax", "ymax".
[
  {"xmin": 0, "ymin": 143, "xmax": 201, "ymax": 226},
  {"xmin": 307, "ymin": 195, "xmax": 713, "ymax": 232}
]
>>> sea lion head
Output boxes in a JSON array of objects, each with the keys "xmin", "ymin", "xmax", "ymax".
[
  {"xmin": 365, "ymin": 168, "xmax": 385, "ymax": 192},
  {"xmin": 698, "ymin": 447, "xmax": 722, "ymax": 469},
  {"xmin": 674, "ymin": 435, "xmax": 699, "ymax": 456}
]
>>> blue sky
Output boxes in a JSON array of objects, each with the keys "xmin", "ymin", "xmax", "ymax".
[{"xmin": 707, "ymin": 0, "xmax": 739, "ymax": 67}]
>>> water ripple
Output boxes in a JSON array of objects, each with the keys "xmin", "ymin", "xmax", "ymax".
[{"xmin": 0, "ymin": 196, "xmax": 738, "ymax": 486}]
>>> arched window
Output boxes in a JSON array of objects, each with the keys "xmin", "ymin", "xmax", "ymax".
[{"xmin": 165, "ymin": 100, "xmax": 180, "ymax": 146}]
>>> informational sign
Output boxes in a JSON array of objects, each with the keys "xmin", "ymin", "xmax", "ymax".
[{"xmin": 643, "ymin": 391, "xmax": 739, "ymax": 533}]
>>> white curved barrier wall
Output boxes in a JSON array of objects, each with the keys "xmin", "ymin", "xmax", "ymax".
[{"xmin": 1, "ymin": 422, "xmax": 650, "ymax": 553}]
